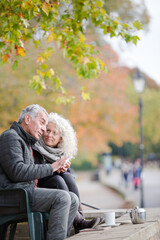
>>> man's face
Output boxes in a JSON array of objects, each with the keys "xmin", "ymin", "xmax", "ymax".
[{"xmin": 25, "ymin": 111, "xmax": 48, "ymax": 140}]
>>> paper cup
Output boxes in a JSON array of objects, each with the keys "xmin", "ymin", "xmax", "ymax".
[{"xmin": 104, "ymin": 212, "xmax": 115, "ymax": 226}]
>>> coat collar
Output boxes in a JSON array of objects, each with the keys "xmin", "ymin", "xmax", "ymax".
[{"xmin": 10, "ymin": 121, "xmax": 37, "ymax": 146}]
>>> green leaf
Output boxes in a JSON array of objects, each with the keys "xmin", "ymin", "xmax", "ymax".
[
  {"xmin": 0, "ymin": 0, "xmax": 143, "ymax": 103},
  {"xmin": 95, "ymin": 0, "xmax": 104, "ymax": 8},
  {"xmin": 12, "ymin": 60, "xmax": 18, "ymax": 71},
  {"xmin": 22, "ymin": 19, "xmax": 30, "ymax": 28},
  {"xmin": 0, "ymin": 60, "xmax": 4, "ymax": 67},
  {"xmin": 132, "ymin": 36, "xmax": 140, "ymax": 45},
  {"xmin": 33, "ymin": 40, "xmax": 41, "ymax": 48},
  {"xmin": 67, "ymin": 96, "xmax": 75, "ymax": 104},
  {"xmin": 133, "ymin": 20, "xmax": 143, "ymax": 30},
  {"xmin": 29, "ymin": 75, "xmax": 42, "ymax": 95},
  {"xmin": 0, "ymin": 42, "xmax": 5, "ymax": 49},
  {"xmin": 55, "ymin": 97, "xmax": 67, "ymax": 105},
  {"xmin": 123, "ymin": 23, "xmax": 130, "ymax": 29},
  {"xmin": 40, "ymin": 64, "xmax": 48, "ymax": 70},
  {"xmin": 125, "ymin": 34, "xmax": 132, "ymax": 43}
]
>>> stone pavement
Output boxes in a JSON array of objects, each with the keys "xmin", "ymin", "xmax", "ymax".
[
  {"xmin": 99, "ymin": 168, "xmax": 140, "ymax": 208},
  {"xmin": 70, "ymin": 208, "xmax": 160, "ymax": 240},
  {"xmin": 13, "ymin": 167, "xmax": 160, "ymax": 239},
  {"xmin": 76, "ymin": 171, "xmax": 125, "ymax": 210},
  {"xmin": 70, "ymin": 167, "xmax": 160, "ymax": 240},
  {"xmin": 99, "ymin": 166, "xmax": 160, "ymax": 208}
]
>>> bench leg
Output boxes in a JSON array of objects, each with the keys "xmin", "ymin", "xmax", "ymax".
[
  {"xmin": 28, "ymin": 212, "xmax": 45, "ymax": 240},
  {"xmin": 34, "ymin": 212, "xmax": 45, "ymax": 240},
  {"xmin": 9, "ymin": 223, "xmax": 17, "ymax": 240},
  {"xmin": 0, "ymin": 223, "xmax": 9, "ymax": 240}
]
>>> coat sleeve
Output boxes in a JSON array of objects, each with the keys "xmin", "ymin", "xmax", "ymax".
[{"xmin": 0, "ymin": 131, "xmax": 53, "ymax": 182}]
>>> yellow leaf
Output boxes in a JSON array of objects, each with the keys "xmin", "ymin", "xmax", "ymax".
[
  {"xmin": 16, "ymin": 47, "xmax": 25, "ymax": 56},
  {"xmin": 79, "ymin": 33, "xmax": 86, "ymax": 43},
  {"xmin": 46, "ymin": 70, "xmax": 51, "ymax": 78},
  {"xmin": 99, "ymin": 59, "xmax": 106, "ymax": 70},
  {"xmin": 42, "ymin": 2, "xmax": 50, "ymax": 16},
  {"xmin": 40, "ymin": 71, "xmax": 45, "ymax": 78},
  {"xmin": 37, "ymin": 56, "xmax": 45, "ymax": 64},
  {"xmin": 46, "ymin": 68, "xmax": 55, "ymax": 78},
  {"xmin": 33, "ymin": 75, "xmax": 41, "ymax": 82},
  {"xmin": 47, "ymin": 33, "xmax": 56, "ymax": 43},
  {"xmin": 81, "ymin": 92, "xmax": 91, "ymax": 101},
  {"xmin": 37, "ymin": 69, "xmax": 45, "ymax": 78}
]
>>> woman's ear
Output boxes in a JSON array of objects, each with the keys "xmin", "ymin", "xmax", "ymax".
[{"xmin": 59, "ymin": 136, "xmax": 63, "ymax": 143}]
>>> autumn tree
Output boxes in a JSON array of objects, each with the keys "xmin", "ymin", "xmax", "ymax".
[
  {"xmin": 1, "ymin": 30, "xmax": 160, "ymax": 165},
  {"xmin": 0, "ymin": 0, "xmax": 142, "ymax": 101},
  {"xmin": 104, "ymin": 0, "xmax": 149, "ymax": 28}
]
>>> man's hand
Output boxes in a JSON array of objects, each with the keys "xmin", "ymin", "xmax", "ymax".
[{"xmin": 51, "ymin": 157, "xmax": 68, "ymax": 172}]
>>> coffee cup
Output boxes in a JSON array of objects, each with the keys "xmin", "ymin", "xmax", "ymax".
[{"xmin": 104, "ymin": 212, "xmax": 115, "ymax": 226}]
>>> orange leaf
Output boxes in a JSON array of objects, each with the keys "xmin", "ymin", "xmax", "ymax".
[
  {"xmin": 2, "ymin": 54, "xmax": 10, "ymax": 62},
  {"xmin": 16, "ymin": 47, "xmax": 25, "ymax": 56},
  {"xmin": 19, "ymin": 13, "xmax": 24, "ymax": 19},
  {"xmin": 107, "ymin": 26, "xmax": 111, "ymax": 32}
]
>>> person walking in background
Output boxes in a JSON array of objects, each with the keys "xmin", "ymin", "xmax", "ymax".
[
  {"xmin": 33, "ymin": 112, "xmax": 102, "ymax": 234},
  {"xmin": 0, "ymin": 104, "xmax": 79, "ymax": 240},
  {"xmin": 121, "ymin": 161, "xmax": 133, "ymax": 188},
  {"xmin": 122, "ymin": 161, "xmax": 129, "ymax": 187},
  {"xmin": 133, "ymin": 158, "xmax": 142, "ymax": 190}
]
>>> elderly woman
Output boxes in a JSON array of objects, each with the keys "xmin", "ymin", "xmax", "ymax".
[{"xmin": 33, "ymin": 113, "xmax": 102, "ymax": 233}]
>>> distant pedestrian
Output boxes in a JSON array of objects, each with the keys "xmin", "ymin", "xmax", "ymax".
[
  {"xmin": 133, "ymin": 158, "xmax": 142, "ymax": 189},
  {"xmin": 122, "ymin": 161, "xmax": 130, "ymax": 187}
]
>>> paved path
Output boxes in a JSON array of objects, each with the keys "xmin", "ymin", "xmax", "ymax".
[
  {"xmin": 143, "ymin": 167, "xmax": 160, "ymax": 207},
  {"xmin": 75, "ymin": 171, "xmax": 124, "ymax": 210},
  {"xmin": 101, "ymin": 166, "xmax": 160, "ymax": 208},
  {"xmin": 75, "ymin": 166, "xmax": 160, "ymax": 210}
]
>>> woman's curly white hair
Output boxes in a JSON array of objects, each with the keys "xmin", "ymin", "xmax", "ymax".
[{"xmin": 48, "ymin": 112, "xmax": 78, "ymax": 158}]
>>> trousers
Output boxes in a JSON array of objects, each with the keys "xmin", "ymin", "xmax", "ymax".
[
  {"xmin": 31, "ymin": 188, "xmax": 79, "ymax": 240},
  {"xmin": 38, "ymin": 172, "xmax": 85, "ymax": 227}
]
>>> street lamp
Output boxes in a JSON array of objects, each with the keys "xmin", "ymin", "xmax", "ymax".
[{"xmin": 133, "ymin": 69, "xmax": 145, "ymax": 208}]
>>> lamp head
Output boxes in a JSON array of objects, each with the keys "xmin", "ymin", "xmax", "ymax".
[{"xmin": 133, "ymin": 69, "xmax": 145, "ymax": 93}]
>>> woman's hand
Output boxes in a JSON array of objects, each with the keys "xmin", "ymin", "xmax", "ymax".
[
  {"xmin": 59, "ymin": 160, "xmax": 71, "ymax": 173},
  {"xmin": 65, "ymin": 159, "xmax": 71, "ymax": 169},
  {"xmin": 51, "ymin": 157, "xmax": 68, "ymax": 172}
]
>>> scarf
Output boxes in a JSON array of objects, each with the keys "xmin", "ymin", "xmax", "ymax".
[{"xmin": 34, "ymin": 137, "xmax": 64, "ymax": 163}]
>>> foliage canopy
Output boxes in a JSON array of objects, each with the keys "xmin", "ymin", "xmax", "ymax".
[{"xmin": 0, "ymin": 0, "xmax": 142, "ymax": 102}]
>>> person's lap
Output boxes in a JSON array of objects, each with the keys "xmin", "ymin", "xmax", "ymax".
[
  {"xmin": 38, "ymin": 171, "xmax": 80, "ymax": 199},
  {"xmin": 31, "ymin": 187, "xmax": 79, "ymax": 240}
]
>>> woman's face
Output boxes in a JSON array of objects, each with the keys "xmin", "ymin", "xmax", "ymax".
[{"xmin": 43, "ymin": 122, "xmax": 62, "ymax": 147}]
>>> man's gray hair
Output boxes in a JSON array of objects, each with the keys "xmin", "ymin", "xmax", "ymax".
[{"xmin": 17, "ymin": 104, "xmax": 48, "ymax": 124}]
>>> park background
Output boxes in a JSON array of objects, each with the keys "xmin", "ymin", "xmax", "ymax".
[{"xmin": 1, "ymin": 0, "xmax": 160, "ymax": 172}]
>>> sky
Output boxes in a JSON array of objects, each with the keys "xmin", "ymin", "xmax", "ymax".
[{"xmin": 104, "ymin": 0, "xmax": 160, "ymax": 85}]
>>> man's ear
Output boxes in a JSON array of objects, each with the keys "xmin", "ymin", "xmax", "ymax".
[{"xmin": 24, "ymin": 114, "xmax": 31, "ymax": 125}]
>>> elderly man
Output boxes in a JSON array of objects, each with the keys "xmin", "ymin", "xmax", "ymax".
[{"xmin": 0, "ymin": 104, "xmax": 79, "ymax": 240}]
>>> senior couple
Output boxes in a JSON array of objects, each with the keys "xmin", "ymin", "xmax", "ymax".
[{"xmin": 0, "ymin": 104, "xmax": 102, "ymax": 240}]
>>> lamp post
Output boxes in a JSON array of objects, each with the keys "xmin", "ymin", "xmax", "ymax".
[{"xmin": 133, "ymin": 69, "xmax": 145, "ymax": 208}]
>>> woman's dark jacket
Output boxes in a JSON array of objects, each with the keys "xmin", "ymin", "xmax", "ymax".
[
  {"xmin": 0, "ymin": 121, "xmax": 53, "ymax": 205},
  {"xmin": 32, "ymin": 148, "xmax": 71, "ymax": 187}
]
